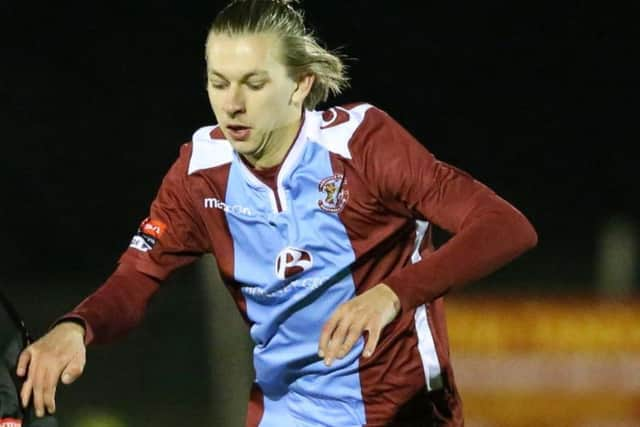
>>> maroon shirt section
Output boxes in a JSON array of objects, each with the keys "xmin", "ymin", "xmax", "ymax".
[
  {"xmin": 57, "ymin": 143, "xmax": 247, "ymax": 343},
  {"xmin": 118, "ymin": 143, "xmax": 212, "ymax": 280},
  {"xmin": 240, "ymin": 157, "xmax": 281, "ymax": 209},
  {"xmin": 346, "ymin": 107, "xmax": 538, "ymax": 312},
  {"xmin": 328, "ymin": 106, "xmax": 536, "ymax": 425},
  {"xmin": 246, "ymin": 382, "xmax": 265, "ymax": 427},
  {"xmin": 55, "ymin": 264, "xmax": 160, "ymax": 345}
]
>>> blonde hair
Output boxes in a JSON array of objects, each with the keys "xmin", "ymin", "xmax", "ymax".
[{"xmin": 208, "ymin": 0, "xmax": 350, "ymax": 110}]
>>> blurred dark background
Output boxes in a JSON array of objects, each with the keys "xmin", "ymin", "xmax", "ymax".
[
  {"xmin": 0, "ymin": 1, "xmax": 637, "ymax": 286},
  {"xmin": 0, "ymin": 1, "xmax": 638, "ymax": 426}
]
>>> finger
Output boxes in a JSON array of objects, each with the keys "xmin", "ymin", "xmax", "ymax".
[
  {"xmin": 363, "ymin": 323, "xmax": 382, "ymax": 358},
  {"xmin": 16, "ymin": 349, "xmax": 32, "ymax": 377},
  {"xmin": 43, "ymin": 369, "xmax": 57, "ymax": 415},
  {"xmin": 61, "ymin": 355, "xmax": 85, "ymax": 385},
  {"xmin": 20, "ymin": 376, "xmax": 33, "ymax": 408},
  {"xmin": 32, "ymin": 365, "xmax": 47, "ymax": 417},
  {"xmin": 337, "ymin": 320, "xmax": 367, "ymax": 359},
  {"xmin": 318, "ymin": 312, "xmax": 342, "ymax": 358},
  {"xmin": 325, "ymin": 318, "xmax": 352, "ymax": 366},
  {"xmin": 21, "ymin": 350, "xmax": 38, "ymax": 408}
]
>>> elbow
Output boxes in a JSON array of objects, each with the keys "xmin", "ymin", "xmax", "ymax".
[
  {"xmin": 524, "ymin": 221, "xmax": 538, "ymax": 251},
  {"xmin": 460, "ymin": 192, "xmax": 538, "ymax": 258},
  {"xmin": 512, "ymin": 211, "xmax": 538, "ymax": 254}
]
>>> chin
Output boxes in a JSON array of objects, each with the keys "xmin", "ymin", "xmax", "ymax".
[{"xmin": 230, "ymin": 140, "xmax": 257, "ymax": 154}]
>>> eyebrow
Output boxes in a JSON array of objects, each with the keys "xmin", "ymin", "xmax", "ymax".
[{"xmin": 208, "ymin": 69, "xmax": 269, "ymax": 81}]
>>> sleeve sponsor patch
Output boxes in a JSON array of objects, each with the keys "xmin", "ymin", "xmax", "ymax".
[{"xmin": 129, "ymin": 218, "xmax": 167, "ymax": 252}]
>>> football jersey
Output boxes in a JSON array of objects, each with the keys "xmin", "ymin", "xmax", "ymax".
[{"xmin": 70, "ymin": 102, "xmax": 537, "ymax": 426}]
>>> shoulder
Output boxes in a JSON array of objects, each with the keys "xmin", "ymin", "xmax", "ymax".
[
  {"xmin": 186, "ymin": 125, "xmax": 234, "ymax": 175},
  {"xmin": 308, "ymin": 103, "xmax": 396, "ymax": 159}
]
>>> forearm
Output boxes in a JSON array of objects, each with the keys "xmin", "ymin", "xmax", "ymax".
[
  {"xmin": 56, "ymin": 263, "xmax": 160, "ymax": 345},
  {"xmin": 385, "ymin": 193, "xmax": 538, "ymax": 312}
]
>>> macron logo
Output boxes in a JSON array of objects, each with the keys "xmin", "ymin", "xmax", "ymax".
[{"xmin": 204, "ymin": 197, "xmax": 253, "ymax": 216}]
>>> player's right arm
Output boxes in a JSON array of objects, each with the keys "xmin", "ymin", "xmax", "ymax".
[
  {"xmin": 17, "ymin": 142, "xmax": 211, "ymax": 418},
  {"xmin": 16, "ymin": 265, "xmax": 161, "ymax": 417}
]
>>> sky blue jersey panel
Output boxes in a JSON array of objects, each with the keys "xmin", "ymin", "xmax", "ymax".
[{"xmin": 224, "ymin": 141, "xmax": 366, "ymax": 426}]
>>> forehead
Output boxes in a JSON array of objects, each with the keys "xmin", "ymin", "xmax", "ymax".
[{"xmin": 206, "ymin": 32, "xmax": 284, "ymax": 75}]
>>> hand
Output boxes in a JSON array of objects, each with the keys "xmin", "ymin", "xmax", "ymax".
[
  {"xmin": 318, "ymin": 283, "xmax": 400, "ymax": 366},
  {"xmin": 16, "ymin": 321, "xmax": 87, "ymax": 417}
]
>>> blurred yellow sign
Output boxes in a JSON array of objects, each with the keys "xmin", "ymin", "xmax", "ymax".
[{"xmin": 445, "ymin": 296, "xmax": 640, "ymax": 427}]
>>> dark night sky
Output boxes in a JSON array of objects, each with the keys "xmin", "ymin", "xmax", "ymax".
[{"xmin": 0, "ymin": 1, "xmax": 636, "ymax": 287}]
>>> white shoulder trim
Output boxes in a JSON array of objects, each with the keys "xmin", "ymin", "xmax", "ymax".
[
  {"xmin": 308, "ymin": 104, "xmax": 374, "ymax": 159},
  {"xmin": 188, "ymin": 126, "xmax": 234, "ymax": 175}
]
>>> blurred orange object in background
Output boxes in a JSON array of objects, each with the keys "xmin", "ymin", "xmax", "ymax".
[{"xmin": 446, "ymin": 296, "xmax": 640, "ymax": 427}]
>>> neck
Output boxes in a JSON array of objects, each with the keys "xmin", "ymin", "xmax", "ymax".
[{"xmin": 244, "ymin": 111, "xmax": 304, "ymax": 170}]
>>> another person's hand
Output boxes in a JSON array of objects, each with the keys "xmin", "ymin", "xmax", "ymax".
[
  {"xmin": 318, "ymin": 283, "xmax": 400, "ymax": 366},
  {"xmin": 16, "ymin": 321, "xmax": 86, "ymax": 417}
]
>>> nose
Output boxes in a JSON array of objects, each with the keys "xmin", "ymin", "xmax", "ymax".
[{"xmin": 223, "ymin": 85, "xmax": 245, "ymax": 117}]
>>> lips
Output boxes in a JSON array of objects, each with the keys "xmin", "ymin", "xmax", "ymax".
[{"xmin": 226, "ymin": 124, "xmax": 251, "ymax": 141}]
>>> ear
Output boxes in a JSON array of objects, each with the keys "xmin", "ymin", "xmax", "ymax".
[{"xmin": 290, "ymin": 74, "xmax": 315, "ymax": 107}]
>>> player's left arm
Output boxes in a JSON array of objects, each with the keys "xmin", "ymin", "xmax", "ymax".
[{"xmin": 319, "ymin": 107, "xmax": 538, "ymax": 365}]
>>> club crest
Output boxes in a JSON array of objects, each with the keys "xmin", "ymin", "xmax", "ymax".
[{"xmin": 318, "ymin": 174, "xmax": 349, "ymax": 213}]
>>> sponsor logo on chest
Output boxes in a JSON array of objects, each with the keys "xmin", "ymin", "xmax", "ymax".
[
  {"xmin": 241, "ymin": 247, "xmax": 319, "ymax": 299},
  {"xmin": 203, "ymin": 197, "xmax": 254, "ymax": 216},
  {"xmin": 275, "ymin": 247, "xmax": 313, "ymax": 279}
]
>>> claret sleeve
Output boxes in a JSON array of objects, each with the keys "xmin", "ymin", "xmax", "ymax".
[
  {"xmin": 350, "ymin": 107, "xmax": 538, "ymax": 312},
  {"xmin": 56, "ymin": 143, "xmax": 211, "ymax": 344},
  {"xmin": 118, "ymin": 142, "xmax": 212, "ymax": 280}
]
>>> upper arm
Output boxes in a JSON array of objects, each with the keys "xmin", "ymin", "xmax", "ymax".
[
  {"xmin": 350, "ymin": 107, "xmax": 495, "ymax": 234},
  {"xmin": 119, "ymin": 143, "xmax": 211, "ymax": 280}
]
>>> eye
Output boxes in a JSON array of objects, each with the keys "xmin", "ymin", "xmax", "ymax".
[
  {"xmin": 209, "ymin": 80, "xmax": 228, "ymax": 90},
  {"xmin": 246, "ymin": 81, "xmax": 266, "ymax": 90}
]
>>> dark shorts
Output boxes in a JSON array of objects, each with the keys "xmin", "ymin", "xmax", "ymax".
[{"xmin": 385, "ymin": 388, "xmax": 464, "ymax": 427}]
